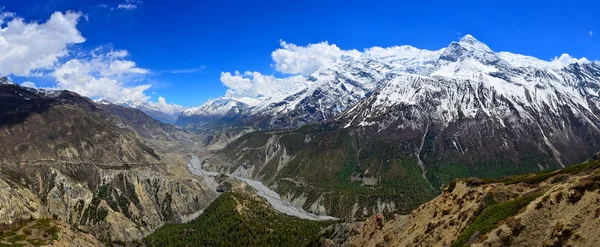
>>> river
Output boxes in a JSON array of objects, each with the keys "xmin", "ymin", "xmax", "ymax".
[{"xmin": 188, "ymin": 155, "xmax": 336, "ymax": 221}]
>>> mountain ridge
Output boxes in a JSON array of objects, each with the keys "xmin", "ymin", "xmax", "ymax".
[{"xmin": 178, "ymin": 35, "xmax": 596, "ymax": 132}]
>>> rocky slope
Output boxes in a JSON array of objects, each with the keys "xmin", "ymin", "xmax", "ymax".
[
  {"xmin": 96, "ymin": 101, "xmax": 190, "ymax": 142},
  {"xmin": 117, "ymin": 100, "xmax": 184, "ymax": 125},
  {"xmin": 313, "ymin": 156, "xmax": 600, "ymax": 247},
  {"xmin": 0, "ymin": 80, "xmax": 216, "ymax": 244}
]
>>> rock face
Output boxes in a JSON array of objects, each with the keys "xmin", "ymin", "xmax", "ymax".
[
  {"xmin": 314, "ymin": 159, "xmax": 600, "ymax": 247},
  {"xmin": 115, "ymin": 100, "xmax": 184, "ymax": 125},
  {"xmin": 97, "ymin": 102, "xmax": 189, "ymax": 141},
  {"xmin": 0, "ymin": 81, "xmax": 216, "ymax": 243}
]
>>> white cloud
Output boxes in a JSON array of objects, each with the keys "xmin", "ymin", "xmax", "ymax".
[
  {"xmin": 147, "ymin": 96, "xmax": 185, "ymax": 115},
  {"xmin": 220, "ymin": 70, "xmax": 307, "ymax": 99},
  {"xmin": 551, "ymin": 53, "xmax": 589, "ymax": 67},
  {"xmin": 590, "ymin": 31, "xmax": 594, "ymax": 37},
  {"xmin": 0, "ymin": 11, "xmax": 15, "ymax": 25},
  {"xmin": 167, "ymin": 66, "xmax": 207, "ymax": 74},
  {"xmin": 20, "ymin": 81, "xmax": 36, "ymax": 88},
  {"xmin": 0, "ymin": 10, "xmax": 180, "ymax": 115},
  {"xmin": 116, "ymin": 0, "xmax": 143, "ymax": 10},
  {"xmin": 52, "ymin": 48, "xmax": 151, "ymax": 103},
  {"xmin": 0, "ymin": 11, "xmax": 85, "ymax": 76},
  {"xmin": 271, "ymin": 40, "xmax": 361, "ymax": 76},
  {"xmin": 220, "ymin": 71, "xmax": 253, "ymax": 93}
]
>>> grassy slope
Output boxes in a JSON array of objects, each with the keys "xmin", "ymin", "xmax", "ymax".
[
  {"xmin": 451, "ymin": 192, "xmax": 541, "ymax": 247},
  {"xmin": 0, "ymin": 219, "xmax": 60, "ymax": 247},
  {"xmin": 451, "ymin": 159, "xmax": 600, "ymax": 246}
]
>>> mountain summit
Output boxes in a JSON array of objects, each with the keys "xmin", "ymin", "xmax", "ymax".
[{"xmin": 458, "ymin": 34, "xmax": 493, "ymax": 52}]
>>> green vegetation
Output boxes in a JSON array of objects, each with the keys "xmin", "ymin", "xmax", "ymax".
[
  {"xmin": 233, "ymin": 129, "xmax": 439, "ymax": 217},
  {"xmin": 80, "ymin": 185, "xmax": 110, "ymax": 224},
  {"xmin": 81, "ymin": 181, "xmax": 144, "ymax": 224},
  {"xmin": 480, "ymin": 160, "xmax": 600, "ymax": 185},
  {"xmin": 144, "ymin": 192, "xmax": 336, "ymax": 247},
  {"xmin": 0, "ymin": 219, "xmax": 60, "ymax": 246},
  {"xmin": 219, "ymin": 124, "xmax": 599, "ymax": 219},
  {"xmin": 451, "ymin": 193, "xmax": 541, "ymax": 247}
]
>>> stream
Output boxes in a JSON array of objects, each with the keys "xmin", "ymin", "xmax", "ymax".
[{"xmin": 188, "ymin": 155, "xmax": 336, "ymax": 221}]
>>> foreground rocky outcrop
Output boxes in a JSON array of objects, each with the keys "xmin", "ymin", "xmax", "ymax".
[{"xmin": 313, "ymin": 158, "xmax": 600, "ymax": 247}]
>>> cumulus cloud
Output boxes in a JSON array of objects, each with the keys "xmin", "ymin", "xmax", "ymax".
[
  {"xmin": 220, "ymin": 70, "xmax": 307, "ymax": 99},
  {"xmin": 221, "ymin": 40, "xmax": 362, "ymax": 99},
  {"xmin": 0, "ymin": 10, "xmax": 181, "ymax": 115},
  {"xmin": 220, "ymin": 71, "xmax": 253, "ymax": 93},
  {"xmin": 590, "ymin": 31, "xmax": 594, "ymax": 37},
  {"xmin": 52, "ymin": 48, "xmax": 151, "ymax": 103},
  {"xmin": 0, "ymin": 11, "xmax": 85, "ymax": 76},
  {"xmin": 271, "ymin": 40, "xmax": 360, "ymax": 76},
  {"xmin": 551, "ymin": 53, "xmax": 589, "ymax": 67},
  {"xmin": 147, "ymin": 96, "xmax": 185, "ymax": 115}
]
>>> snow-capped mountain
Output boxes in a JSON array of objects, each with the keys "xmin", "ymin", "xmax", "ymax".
[
  {"xmin": 178, "ymin": 35, "xmax": 598, "ymax": 136},
  {"xmin": 0, "ymin": 77, "xmax": 13, "ymax": 85},
  {"xmin": 177, "ymin": 97, "xmax": 259, "ymax": 127},
  {"xmin": 178, "ymin": 55, "xmax": 393, "ymax": 129},
  {"xmin": 336, "ymin": 35, "xmax": 600, "ymax": 169}
]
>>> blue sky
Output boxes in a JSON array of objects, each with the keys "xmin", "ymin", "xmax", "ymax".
[{"xmin": 1, "ymin": 0, "xmax": 599, "ymax": 108}]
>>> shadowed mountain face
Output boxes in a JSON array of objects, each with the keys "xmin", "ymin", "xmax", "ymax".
[
  {"xmin": 0, "ymin": 81, "xmax": 216, "ymax": 243},
  {"xmin": 97, "ymin": 102, "xmax": 189, "ymax": 142},
  {"xmin": 0, "ymin": 83, "xmax": 160, "ymax": 166}
]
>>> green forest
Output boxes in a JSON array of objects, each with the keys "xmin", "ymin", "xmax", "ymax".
[{"xmin": 144, "ymin": 191, "xmax": 336, "ymax": 247}]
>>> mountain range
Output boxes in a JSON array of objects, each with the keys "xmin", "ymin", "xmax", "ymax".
[
  {"xmin": 1, "ymin": 34, "xmax": 600, "ymax": 246},
  {"xmin": 177, "ymin": 35, "xmax": 599, "ymax": 135},
  {"xmin": 183, "ymin": 35, "xmax": 600, "ymax": 219}
]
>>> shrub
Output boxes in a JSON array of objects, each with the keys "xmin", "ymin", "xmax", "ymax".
[{"xmin": 451, "ymin": 193, "xmax": 540, "ymax": 247}]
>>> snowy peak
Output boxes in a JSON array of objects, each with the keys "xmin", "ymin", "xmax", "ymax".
[
  {"xmin": 93, "ymin": 99, "xmax": 113, "ymax": 105},
  {"xmin": 458, "ymin": 34, "xmax": 492, "ymax": 53},
  {"xmin": 439, "ymin": 35, "xmax": 499, "ymax": 65},
  {"xmin": 0, "ymin": 77, "xmax": 14, "ymax": 85},
  {"xmin": 180, "ymin": 35, "xmax": 597, "ymax": 131},
  {"xmin": 181, "ymin": 97, "xmax": 257, "ymax": 118}
]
